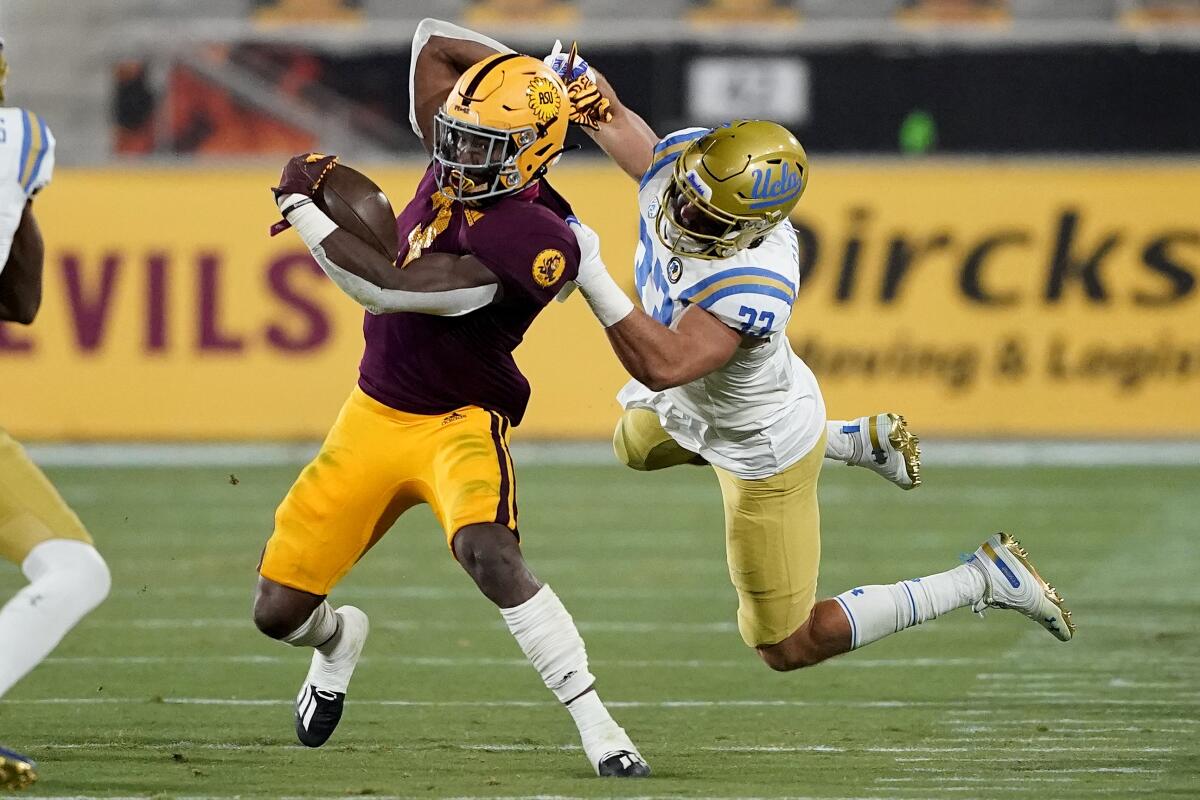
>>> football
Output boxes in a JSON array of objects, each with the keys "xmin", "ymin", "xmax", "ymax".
[{"xmin": 313, "ymin": 163, "xmax": 399, "ymax": 263}]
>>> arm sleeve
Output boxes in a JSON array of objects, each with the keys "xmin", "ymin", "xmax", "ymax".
[
  {"xmin": 639, "ymin": 127, "xmax": 710, "ymax": 189},
  {"xmin": 408, "ymin": 18, "xmax": 514, "ymax": 141},
  {"xmin": 311, "ymin": 242, "xmax": 498, "ymax": 316},
  {"xmin": 281, "ymin": 196, "xmax": 499, "ymax": 316},
  {"xmin": 467, "ymin": 212, "xmax": 580, "ymax": 307},
  {"xmin": 678, "ymin": 267, "xmax": 796, "ymax": 338}
]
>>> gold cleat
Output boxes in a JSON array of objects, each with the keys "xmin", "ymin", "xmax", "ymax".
[
  {"xmin": 848, "ymin": 412, "xmax": 922, "ymax": 490},
  {"xmin": 0, "ymin": 746, "xmax": 38, "ymax": 790},
  {"xmin": 887, "ymin": 413, "xmax": 922, "ymax": 489},
  {"xmin": 971, "ymin": 532, "xmax": 1076, "ymax": 642}
]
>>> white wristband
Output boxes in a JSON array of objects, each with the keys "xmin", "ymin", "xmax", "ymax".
[
  {"xmin": 578, "ymin": 270, "xmax": 635, "ymax": 328},
  {"xmin": 279, "ymin": 193, "xmax": 338, "ymax": 250}
]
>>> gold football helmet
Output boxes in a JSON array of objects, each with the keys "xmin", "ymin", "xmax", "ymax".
[
  {"xmin": 656, "ymin": 120, "xmax": 808, "ymax": 260},
  {"xmin": 433, "ymin": 53, "xmax": 570, "ymax": 204}
]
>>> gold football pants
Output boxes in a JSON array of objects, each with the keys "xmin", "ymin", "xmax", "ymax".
[
  {"xmin": 0, "ymin": 428, "xmax": 93, "ymax": 565},
  {"xmin": 260, "ymin": 387, "xmax": 519, "ymax": 596},
  {"xmin": 613, "ymin": 407, "xmax": 824, "ymax": 647}
]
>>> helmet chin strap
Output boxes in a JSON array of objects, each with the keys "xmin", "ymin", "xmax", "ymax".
[{"xmin": 534, "ymin": 143, "xmax": 581, "ymax": 178}]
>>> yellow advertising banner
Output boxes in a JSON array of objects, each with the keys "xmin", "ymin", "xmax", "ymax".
[{"xmin": 1, "ymin": 161, "xmax": 1197, "ymax": 440}]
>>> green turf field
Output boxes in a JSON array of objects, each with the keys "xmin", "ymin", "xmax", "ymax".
[{"xmin": 2, "ymin": 460, "xmax": 1197, "ymax": 799}]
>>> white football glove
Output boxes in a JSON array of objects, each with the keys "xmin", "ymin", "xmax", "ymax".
[
  {"xmin": 543, "ymin": 39, "xmax": 596, "ymax": 84},
  {"xmin": 555, "ymin": 216, "xmax": 606, "ymax": 302}
]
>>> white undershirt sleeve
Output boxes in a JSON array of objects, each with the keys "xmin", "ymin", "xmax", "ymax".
[
  {"xmin": 280, "ymin": 194, "xmax": 498, "ymax": 317},
  {"xmin": 409, "ymin": 18, "xmax": 514, "ymax": 141}
]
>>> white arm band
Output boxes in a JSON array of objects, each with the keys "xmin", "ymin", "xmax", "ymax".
[
  {"xmin": 281, "ymin": 195, "xmax": 498, "ymax": 317},
  {"xmin": 578, "ymin": 269, "xmax": 636, "ymax": 328},
  {"xmin": 409, "ymin": 18, "xmax": 514, "ymax": 140}
]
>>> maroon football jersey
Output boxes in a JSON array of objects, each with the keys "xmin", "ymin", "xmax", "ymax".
[{"xmin": 357, "ymin": 164, "xmax": 580, "ymax": 425}]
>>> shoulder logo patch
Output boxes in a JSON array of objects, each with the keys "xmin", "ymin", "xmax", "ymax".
[
  {"xmin": 526, "ymin": 76, "xmax": 562, "ymax": 124},
  {"xmin": 532, "ymin": 248, "xmax": 567, "ymax": 288},
  {"xmin": 666, "ymin": 257, "xmax": 683, "ymax": 284}
]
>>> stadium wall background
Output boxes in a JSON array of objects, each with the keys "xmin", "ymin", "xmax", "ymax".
[{"xmin": 1, "ymin": 162, "xmax": 1197, "ymax": 440}]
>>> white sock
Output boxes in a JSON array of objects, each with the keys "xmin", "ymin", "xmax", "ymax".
[
  {"xmin": 281, "ymin": 602, "xmax": 358, "ymax": 692},
  {"xmin": 824, "ymin": 420, "xmax": 856, "ymax": 463},
  {"xmin": 280, "ymin": 601, "xmax": 339, "ymax": 649},
  {"xmin": 499, "ymin": 585, "xmax": 639, "ymax": 771},
  {"xmin": 0, "ymin": 539, "xmax": 111, "ymax": 698},
  {"xmin": 833, "ymin": 563, "xmax": 986, "ymax": 649}
]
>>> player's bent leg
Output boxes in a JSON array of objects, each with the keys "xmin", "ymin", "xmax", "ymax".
[
  {"xmin": 715, "ymin": 434, "xmax": 824, "ymax": 662},
  {"xmin": 824, "ymin": 414, "xmax": 921, "ymax": 490},
  {"xmin": 757, "ymin": 599, "xmax": 852, "ymax": 671},
  {"xmin": 809, "ymin": 532, "xmax": 1073, "ymax": 661},
  {"xmin": 252, "ymin": 576, "xmax": 325, "ymax": 640},
  {"xmin": 254, "ymin": 389, "xmax": 422, "ymax": 747},
  {"xmin": 450, "ymin": 524, "xmax": 649, "ymax": 777},
  {"xmin": 0, "ymin": 540, "xmax": 110, "ymax": 698},
  {"xmin": 253, "ymin": 577, "xmax": 371, "ymax": 748},
  {"xmin": 0, "ymin": 429, "xmax": 110, "ymax": 698},
  {"xmin": 613, "ymin": 407, "xmax": 704, "ymax": 471},
  {"xmin": 452, "ymin": 523, "xmax": 540, "ymax": 607}
]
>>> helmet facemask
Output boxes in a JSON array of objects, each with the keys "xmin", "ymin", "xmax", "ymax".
[
  {"xmin": 655, "ymin": 173, "xmax": 776, "ymax": 260},
  {"xmin": 433, "ymin": 110, "xmax": 539, "ymax": 204}
]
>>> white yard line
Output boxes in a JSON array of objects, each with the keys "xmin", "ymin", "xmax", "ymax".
[
  {"xmin": 24, "ymin": 440, "xmax": 1200, "ymax": 468},
  {"xmin": 37, "ymin": 654, "xmax": 1056, "ymax": 670},
  {"xmin": 10, "ymin": 696, "xmax": 1200, "ymax": 709}
]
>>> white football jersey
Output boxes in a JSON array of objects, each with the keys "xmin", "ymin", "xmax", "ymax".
[
  {"xmin": 0, "ymin": 107, "xmax": 55, "ymax": 273},
  {"xmin": 618, "ymin": 128, "xmax": 826, "ymax": 480}
]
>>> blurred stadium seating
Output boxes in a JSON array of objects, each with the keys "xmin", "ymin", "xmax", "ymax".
[{"xmin": 3, "ymin": 0, "xmax": 1199, "ymax": 161}]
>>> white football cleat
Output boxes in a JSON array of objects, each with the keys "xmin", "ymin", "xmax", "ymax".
[
  {"xmin": 583, "ymin": 724, "xmax": 651, "ymax": 778},
  {"xmin": 295, "ymin": 605, "xmax": 370, "ymax": 747},
  {"xmin": 842, "ymin": 413, "xmax": 921, "ymax": 490},
  {"xmin": 968, "ymin": 533, "xmax": 1075, "ymax": 642}
]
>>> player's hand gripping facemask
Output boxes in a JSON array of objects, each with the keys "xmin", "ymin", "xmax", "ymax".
[{"xmin": 544, "ymin": 41, "xmax": 613, "ymax": 131}]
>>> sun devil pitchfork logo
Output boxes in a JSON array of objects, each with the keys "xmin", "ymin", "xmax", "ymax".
[{"xmin": 532, "ymin": 248, "xmax": 566, "ymax": 288}]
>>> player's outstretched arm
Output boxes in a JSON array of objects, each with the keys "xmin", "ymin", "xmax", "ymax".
[
  {"xmin": 410, "ymin": 19, "xmax": 513, "ymax": 154},
  {"xmin": 567, "ymin": 219, "xmax": 738, "ymax": 389},
  {"xmin": 604, "ymin": 305, "xmax": 741, "ymax": 391},
  {"xmin": 0, "ymin": 203, "xmax": 45, "ymax": 325},
  {"xmin": 584, "ymin": 69, "xmax": 658, "ymax": 182},
  {"xmin": 544, "ymin": 44, "xmax": 657, "ymax": 181}
]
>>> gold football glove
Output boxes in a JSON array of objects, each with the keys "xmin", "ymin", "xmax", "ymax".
[{"xmin": 565, "ymin": 75, "xmax": 612, "ymax": 130}]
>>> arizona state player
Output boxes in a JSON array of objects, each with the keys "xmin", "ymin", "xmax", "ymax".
[{"xmin": 253, "ymin": 20, "xmax": 648, "ymax": 777}]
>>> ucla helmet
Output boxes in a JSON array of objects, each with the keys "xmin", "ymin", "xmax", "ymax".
[
  {"xmin": 433, "ymin": 53, "xmax": 570, "ymax": 204},
  {"xmin": 656, "ymin": 120, "xmax": 808, "ymax": 260}
]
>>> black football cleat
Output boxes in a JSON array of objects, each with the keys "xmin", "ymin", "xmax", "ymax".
[
  {"xmin": 597, "ymin": 749, "xmax": 651, "ymax": 778},
  {"xmin": 295, "ymin": 683, "xmax": 346, "ymax": 747},
  {"xmin": 0, "ymin": 745, "xmax": 37, "ymax": 789}
]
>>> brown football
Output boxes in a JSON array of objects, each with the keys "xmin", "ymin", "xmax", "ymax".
[{"xmin": 313, "ymin": 163, "xmax": 399, "ymax": 263}]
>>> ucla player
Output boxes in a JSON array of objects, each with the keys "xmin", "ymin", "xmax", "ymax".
[
  {"xmin": 547, "ymin": 50, "xmax": 1074, "ymax": 672},
  {"xmin": 255, "ymin": 20, "xmax": 647, "ymax": 777},
  {"xmin": 0, "ymin": 39, "xmax": 112, "ymax": 790}
]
